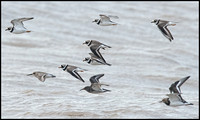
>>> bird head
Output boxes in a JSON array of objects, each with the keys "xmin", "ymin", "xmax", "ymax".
[
  {"xmin": 58, "ymin": 64, "xmax": 66, "ymax": 68},
  {"xmin": 5, "ymin": 27, "xmax": 12, "ymax": 31},
  {"xmin": 80, "ymin": 86, "xmax": 90, "ymax": 91},
  {"xmin": 83, "ymin": 57, "xmax": 90, "ymax": 62},
  {"xmin": 27, "ymin": 72, "xmax": 35, "ymax": 76},
  {"xmin": 151, "ymin": 19, "xmax": 159, "ymax": 23},
  {"xmin": 92, "ymin": 19, "xmax": 99, "ymax": 23},
  {"xmin": 83, "ymin": 40, "xmax": 91, "ymax": 45},
  {"xmin": 160, "ymin": 98, "xmax": 170, "ymax": 105}
]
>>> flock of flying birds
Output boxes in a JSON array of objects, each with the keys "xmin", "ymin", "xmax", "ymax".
[{"xmin": 5, "ymin": 14, "xmax": 193, "ymax": 106}]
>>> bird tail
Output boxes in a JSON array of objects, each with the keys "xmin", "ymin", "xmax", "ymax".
[
  {"xmin": 105, "ymin": 62, "xmax": 112, "ymax": 66},
  {"xmin": 186, "ymin": 103, "xmax": 193, "ymax": 105},
  {"xmin": 77, "ymin": 68, "xmax": 87, "ymax": 72},
  {"xmin": 102, "ymin": 45, "xmax": 111, "ymax": 49},
  {"xmin": 51, "ymin": 75, "xmax": 56, "ymax": 78},
  {"xmin": 100, "ymin": 83, "xmax": 109, "ymax": 86},
  {"xmin": 108, "ymin": 15, "xmax": 119, "ymax": 19},
  {"xmin": 103, "ymin": 88, "xmax": 111, "ymax": 92},
  {"xmin": 168, "ymin": 21, "xmax": 178, "ymax": 26}
]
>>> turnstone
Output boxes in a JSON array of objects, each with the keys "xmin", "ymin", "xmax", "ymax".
[
  {"xmin": 83, "ymin": 53, "xmax": 111, "ymax": 66},
  {"xmin": 27, "ymin": 71, "xmax": 56, "ymax": 82},
  {"xmin": 151, "ymin": 19, "xmax": 177, "ymax": 42},
  {"xmin": 93, "ymin": 14, "xmax": 119, "ymax": 26},
  {"xmin": 160, "ymin": 76, "xmax": 193, "ymax": 106},
  {"xmin": 80, "ymin": 74, "xmax": 111, "ymax": 93},
  {"xmin": 5, "ymin": 17, "xmax": 34, "ymax": 34},
  {"xmin": 58, "ymin": 64, "xmax": 87, "ymax": 82},
  {"xmin": 83, "ymin": 40, "xmax": 111, "ymax": 63}
]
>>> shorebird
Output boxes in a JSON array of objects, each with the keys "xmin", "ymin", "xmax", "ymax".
[
  {"xmin": 80, "ymin": 74, "xmax": 111, "ymax": 93},
  {"xmin": 5, "ymin": 17, "xmax": 34, "ymax": 34},
  {"xmin": 160, "ymin": 76, "xmax": 193, "ymax": 106},
  {"xmin": 83, "ymin": 40, "xmax": 111, "ymax": 63},
  {"xmin": 93, "ymin": 14, "xmax": 119, "ymax": 26},
  {"xmin": 58, "ymin": 64, "xmax": 87, "ymax": 82},
  {"xmin": 83, "ymin": 53, "xmax": 111, "ymax": 66},
  {"xmin": 27, "ymin": 71, "xmax": 56, "ymax": 82},
  {"xmin": 151, "ymin": 19, "xmax": 177, "ymax": 42},
  {"xmin": 161, "ymin": 93, "xmax": 193, "ymax": 106}
]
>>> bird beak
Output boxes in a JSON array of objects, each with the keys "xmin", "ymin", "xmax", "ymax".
[
  {"xmin": 5, "ymin": 28, "xmax": 9, "ymax": 31},
  {"xmin": 27, "ymin": 73, "xmax": 33, "ymax": 76},
  {"xmin": 151, "ymin": 20, "xmax": 154, "ymax": 23},
  {"xmin": 159, "ymin": 100, "xmax": 163, "ymax": 103},
  {"xmin": 58, "ymin": 66, "xmax": 62, "ymax": 68},
  {"xmin": 80, "ymin": 88, "xmax": 84, "ymax": 91}
]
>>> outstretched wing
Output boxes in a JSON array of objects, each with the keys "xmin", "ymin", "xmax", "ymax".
[
  {"xmin": 99, "ymin": 14, "xmax": 111, "ymax": 22},
  {"xmin": 89, "ymin": 53, "xmax": 111, "ymax": 66},
  {"xmin": 91, "ymin": 83, "xmax": 102, "ymax": 91},
  {"xmin": 39, "ymin": 74, "xmax": 46, "ymax": 82},
  {"xmin": 107, "ymin": 15, "xmax": 119, "ymax": 19},
  {"xmin": 33, "ymin": 73, "xmax": 46, "ymax": 82},
  {"xmin": 157, "ymin": 22, "xmax": 173, "ymax": 41},
  {"xmin": 89, "ymin": 53, "xmax": 100, "ymax": 59},
  {"xmin": 90, "ymin": 74, "xmax": 104, "ymax": 83},
  {"xmin": 177, "ymin": 76, "xmax": 190, "ymax": 88},
  {"xmin": 167, "ymin": 93, "xmax": 182, "ymax": 102},
  {"xmin": 90, "ymin": 45, "xmax": 106, "ymax": 63},
  {"xmin": 176, "ymin": 76, "xmax": 190, "ymax": 93},
  {"xmin": 91, "ymin": 83, "xmax": 110, "ymax": 92},
  {"xmin": 11, "ymin": 17, "xmax": 33, "ymax": 28},
  {"xmin": 68, "ymin": 69, "xmax": 85, "ymax": 82}
]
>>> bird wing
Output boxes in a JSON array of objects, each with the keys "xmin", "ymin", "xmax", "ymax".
[
  {"xmin": 90, "ymin": 45, "xmax": 106, "ymax": 63},
  {"xmin": 157, "ymin": 22, "xmax": 173, "ymax": 41},
  {"xmin": 176, "ymin": 76, "xmax": 190, "ymax": 93},
  {"xmin": 67, "ymin": 65, "xmax": 87, "ymax": 72},
  {"xmin": 17, "ymin": 17, "xmax": 34, "ymax": 22},
  {"xmin": 11, "ymin": 19, "xmax": 24, "ymax": 28},
  {"xmin": 45, "ymin": 73, "xmax": 56, "ymax": 78},
  {"xmin": 94, "ymin": 58, "xmax": 109, "ymax": 65},
  {"xmin": 99, "ymin": 14, "xmax": 111, "ymax": 22},
  {"xmin": 107, "ymin": 15, "xmax": 119, "ymax": 19},
  {"xmin": 33, "ymin": 72, "xmax": 46, "ymax": 82},
  {"xmin": 91, "ymin": 83, "xmax": 102, "ymax": 91},
  {"xmin": 90, "ymin": 74, "xmax": 104, "ymax": 83},
  {"xmin": 69, "ymin": 69, "xmax": 84, "ymax": 82},
  {"xmin": 167, "ymin": 93, "xmax": 182, "ymax": 102},
  {"xmin": 11, "ymin": 17, "xmax": 33, "ymax": 28},
  {"xmin": 89, "ymin": 53, "xmax": 108, "ymax": 64},
  {"xmin": 39, "ymin": 74, "xmax": 46, "ymax": 82},
  {"xmin": 89, "ymin": 53, "xmax": 100, "ymax": 59},
  {"xmin": 177, "ymin": 76, "xmax": 190, "ymax": 88},
  {"xmin": 103, "ymin": 43, "xmax": 112, "ymax": 48}
]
